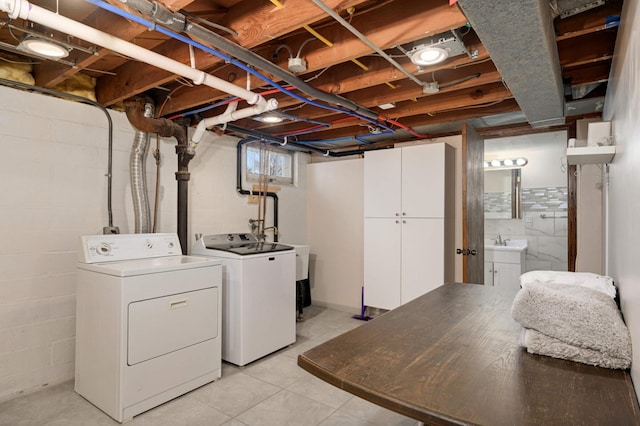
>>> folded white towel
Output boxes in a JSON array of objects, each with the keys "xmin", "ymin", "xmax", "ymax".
[
  {"xmin": 519, "ymin": 270, "xmax": 616, "ymax": 299},
  {"xmin": 511, "ymin": 282, "xmax": 631, "ymax": 364},
  {"xmin": 520, "ymin": 328, "xmax": 631, "ymax": 369}
]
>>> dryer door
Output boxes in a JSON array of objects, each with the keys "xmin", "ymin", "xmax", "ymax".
[{"xmin": 128, "ymin": 287, "xmax": 218, "ymax": 365}]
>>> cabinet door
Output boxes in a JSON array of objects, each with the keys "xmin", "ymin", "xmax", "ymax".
[
  {"xmin": 402, "ymin": 144, "xmax": 445, "ymax": 218},
  {"xmin": 364, "ymin": 218, "xmax": 401, "ymax": 310},
  {"xmin": 484, "ymin": 261, "xmax": 494, "ymax": 286},
  {"xmin": 493, "ymin": 262, "xmax": 522, "ymax": 291},
  {"xmin": 401, "ymin": 218, "xmax": 445, "ymax": 304},
  {"xmin": 364, "ymin": 148, "xmax": 401, "ymax": 218}
]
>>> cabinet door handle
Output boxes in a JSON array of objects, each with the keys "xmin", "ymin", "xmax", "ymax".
[
  {"xmin": 395, "ymin": 213, "xmax": 399, "ymax": 216},
  {"xmin": 402, "ymin": 220, "xmax": 406, "ymax": 224},
  {"xmin": 395, "ymin": 220, "xmax": 400, "ymax": 224}
]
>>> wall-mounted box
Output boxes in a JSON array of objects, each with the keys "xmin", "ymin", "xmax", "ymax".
[
  {"xmin": 567, "ymin": 145, "xmax": 616, "ymax": 165},
  {"xmin": 587, "ymin": 121, "xmax": 612, "ymax": 147}
]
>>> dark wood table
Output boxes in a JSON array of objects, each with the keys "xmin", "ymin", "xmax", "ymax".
[{"xmin": 298, "ymin": 283, "xmax": 640, "ymax": 425}]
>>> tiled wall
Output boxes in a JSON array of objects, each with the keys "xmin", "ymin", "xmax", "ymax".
[
  {"xmin": 0, "ymin": 85, "xmax": 308, "ymax": 402},
  {"xmin": 485, "ymin": 186, "xmax": 568, "ymax": 271}
]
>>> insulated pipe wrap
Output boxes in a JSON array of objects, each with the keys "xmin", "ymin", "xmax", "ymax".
[{"xmin": 130, "ymin": 102, "xmax": 153, "ymax": 234}]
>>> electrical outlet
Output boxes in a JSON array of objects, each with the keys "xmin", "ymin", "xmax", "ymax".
[{"xmin": 103, "ymin": 226, "xmax": 120, "ymax": 234}]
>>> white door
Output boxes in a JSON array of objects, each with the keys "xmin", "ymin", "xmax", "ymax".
[
  {"xmin": 402, "ymin": 144, "xmax": 445, "ymax": 218},
  {"xmin": 401, "ymin": 218, "xmax": 444, "ymax": 304},
  {"xmin": 128, "ymin": 287, "xmax": 219, "ymax": 365},
  {"xmin": 364, "ymin": 218, "xmax": 401, "ymax": 310},
  {"xmin": 364, "ymin": 148, "xmax": 401, "ymax": 218}
]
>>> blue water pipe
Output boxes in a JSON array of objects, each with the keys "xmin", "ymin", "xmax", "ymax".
[{"xmin": 85, "ymin": 0, "xmax": 395, "ymax": 134}]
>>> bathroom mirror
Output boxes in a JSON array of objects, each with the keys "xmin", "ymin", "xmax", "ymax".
[{"xmin": 484, "ymin": 168, "xmax": 522, "ymax": 219}]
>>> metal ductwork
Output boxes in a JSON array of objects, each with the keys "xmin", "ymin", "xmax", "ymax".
[
  {"xmin": 129, "ymin": 101, "xmax": 153, "ymax": 234},
  {"xmin": 457, "ymin": 0, "xmax": 565, "ymax": 127},
  {"xmin": 124, "ymin": 96, "xmax": 192, "ymax": 254}
]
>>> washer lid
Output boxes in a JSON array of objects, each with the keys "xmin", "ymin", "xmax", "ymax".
[
  {"xmin": 196, "ymin": 233, "xmax": 294, "ymax": 256},
  {"xmin": 77, "ymin": 255, "xmax": 220, "ymax": 277}
]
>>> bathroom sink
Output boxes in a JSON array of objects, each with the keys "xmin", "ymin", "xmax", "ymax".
[
  {"xmin": 485, "ymin": 239, "xmax": 527, "ymax": 264},
  {"xmin": 485, "ymin": 239, "xmax": 528, "ymax": 252}
]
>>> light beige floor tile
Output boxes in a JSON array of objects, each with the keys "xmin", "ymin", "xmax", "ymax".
[
  {"xmin": 287, "ymin": 373, "xmax": 352, "ymax": 409},
  {"xmin": 0, "ymin": 381, "xmax": 112, "ymax": 426},
  {"xmin": 190, "ymin": 372, "xmax": 280, "ymax": 417},
  {"xmin": 242, "ymin": 353, "xmax": 308, "ymax": 388},
  {"xmin": 236, "ymin": 389, "xmax": 334, "ymax": 426},
  {"xmin": 221, "ymin": 419, "xmax": 249, "ymax": 426},
  {"xmin": 338, "ymin": 397, "xmax": 419, "ymax": 426},
  {"xmin": 131, "ymin": 393, "xmax": 230, "ymax": 426},
  {"xmin": 318, "ymin": 411, "xmax": 375, "ymax": 426}
]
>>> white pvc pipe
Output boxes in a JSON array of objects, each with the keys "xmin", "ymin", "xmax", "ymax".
[
  {"xmin": 189, "ymin": 98, "xmax": 278, "ymax": 150},
  {"xmin": 1, "ymin": 0, "xmax": 276, "ymax": 111}
]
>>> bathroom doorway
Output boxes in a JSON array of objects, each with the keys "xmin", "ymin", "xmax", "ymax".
[{"xmin": 484, "ymin": 131, "xmax": 569, "ymax": 272}]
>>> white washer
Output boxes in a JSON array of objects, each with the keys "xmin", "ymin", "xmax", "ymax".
[
  {"xmin": 75, "ymin": 233, "xmax": 222, "ymax": 423},
  {"xmin": 192, "ymin": 233, "xmax": 296, "ymax": 366}
]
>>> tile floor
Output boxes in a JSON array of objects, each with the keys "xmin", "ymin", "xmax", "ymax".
[{"xmin": 0, "ymin": 306, "xmax": 419, "ymax": 426}]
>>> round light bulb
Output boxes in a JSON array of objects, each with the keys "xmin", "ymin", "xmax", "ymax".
[
  {"xmin": 22, "ymin": 38, "xmax": 69, "ymax": 58},
  {"xmin": 503, "ymin": 159, "xmax": 514, "ymax": 166},
  {"xmin": 410, "ymin": 46, "xmax": 448, "ymax": 66},
  {"xmin": 490, "ymin": 159, "xmax": 500, "ymax": 167},
  {"xmin": 516, "ymin": 158, "xmax": 527, "ymax": 166}
]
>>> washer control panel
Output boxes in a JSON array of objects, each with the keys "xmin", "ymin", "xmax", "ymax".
[{"xmin": 79, "ymin": 233, "xmax": 182, "ymax": 263}]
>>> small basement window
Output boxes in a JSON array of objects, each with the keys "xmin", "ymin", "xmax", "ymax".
[{"xmin": 246, "ymin": 144, "xmax": 294, "ymax": 185}]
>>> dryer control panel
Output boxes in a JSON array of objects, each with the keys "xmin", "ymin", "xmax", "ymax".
[{"xmin": 79, "ymin": 233, "xmax": 182, "ymax": 263}]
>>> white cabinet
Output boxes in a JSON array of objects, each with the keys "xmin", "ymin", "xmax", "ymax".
[
  {"xmin": 485, "ymin": 261, "xmax": 522, "ymax": 290},
  {"xmin": 484, "ymin": 246, "xmax": 526, "ymax": 291},
  {"xmin": 364, "ymin": 143, "xmax": 454, "ymax": 310}
]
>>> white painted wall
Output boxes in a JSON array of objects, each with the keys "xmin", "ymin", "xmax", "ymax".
[
  {"xmin": 0, "ymin": 85, "xmax": 308, "ymax": 401},
  {"xmin": 306, "ymin": 159, "xmax": 364, "ymax": 313},
  {"xmin": 485, "ymin": 131, "xmax": 567, "ymax": 188},
  {"xmin": 603, "ymin": 0, "xmax": 640, "ymax": 393}
]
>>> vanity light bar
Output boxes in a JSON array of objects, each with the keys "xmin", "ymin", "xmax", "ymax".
[{"xmin": 483, "ymin": 158, "xmax": 528, "ymax": 168}]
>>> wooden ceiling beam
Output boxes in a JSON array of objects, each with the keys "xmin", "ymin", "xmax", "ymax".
[
  {"xmin": 162, "ymin": 43, "xmax": 488, "ymax": 115},
  {"xmin": 290, "ymin": 83, "xmax": 513, "ymax": 140},
  {"xmin": 95, "ymin": 0, "xmax": 372, "ymax": 106},
  {"xmin": 558, "ymin": 30, "xmax": 617, "ymax": 67},
  {"xmin": 284, "ymin": 98, "xmax": 519, "ymax": 142},
  {"xmin": 33, "ymin": 0, "xmax": 196, "ymax": 88},
  {"xmin": 160, "ymin": 0, "xmax": 469, "ymax": 114}
]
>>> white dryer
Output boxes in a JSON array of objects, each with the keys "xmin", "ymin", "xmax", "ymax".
[
  {"xmin": 192, "ymin": 233, "xmax": 296, "ymax": 366},
  {"xmin": 75, "ymin": 233, "xmax": 222, "ymax": 423}
]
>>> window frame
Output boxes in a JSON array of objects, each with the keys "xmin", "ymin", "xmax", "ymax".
[{"xmin": 245, "ymin": 143, "xmax": 295, "ymax": 185}]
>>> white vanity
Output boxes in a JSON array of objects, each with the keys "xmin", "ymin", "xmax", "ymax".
[{"xmin": 484, "ymin": 239, "xmax": 527, "ymax": 290}]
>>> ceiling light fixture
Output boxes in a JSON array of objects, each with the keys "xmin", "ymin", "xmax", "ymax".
[
  {"xmin": 253, "ymin": 113, "xmax": 284, "ymax": 123},
  {"xmin": 409, "ymin": 45, "xmax": 448, "ymax": 66},
  {"xmin": 17, "ymin": 35, "xmax": 69, "ymax": 58},
  {"xmin": 484, "ymin": 158, "xmax": 528, "ymax": 168}
]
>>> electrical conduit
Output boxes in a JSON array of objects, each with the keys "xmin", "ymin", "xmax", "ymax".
[
  {"xmin": 115, "ymin": 0, "xmax": 380, "ymax": 121},
  {"xmin": 88, "ymin": 0, "xmax": 398, "ymax": 137}
]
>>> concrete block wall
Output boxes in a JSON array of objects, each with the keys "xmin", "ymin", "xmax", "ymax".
[{"xmin": 0, "ymin": 85, "xmax": 308, "ymax": 402}]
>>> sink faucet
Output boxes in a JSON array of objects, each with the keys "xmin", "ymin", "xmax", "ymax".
[{"xmin": 496, "ymin": 234, "xmax": 504, "ymax": 246}]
